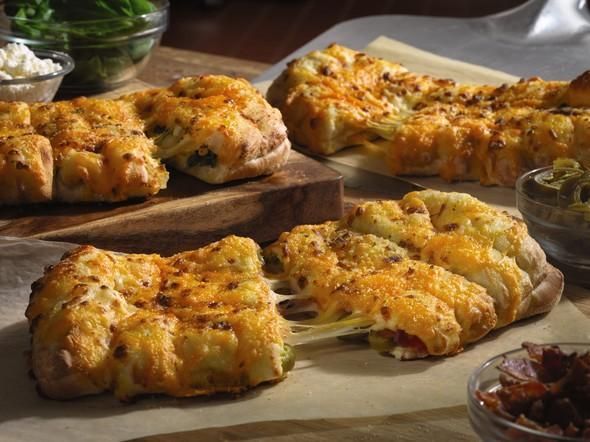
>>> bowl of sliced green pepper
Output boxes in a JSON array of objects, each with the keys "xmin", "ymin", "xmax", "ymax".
[
  {"xmin": 516, "ymin": 159, "xmax": 590, "ymax": 286},
  {"xmin": 0, "ymin": 0, "xmax": 169, "ymax": 94}
]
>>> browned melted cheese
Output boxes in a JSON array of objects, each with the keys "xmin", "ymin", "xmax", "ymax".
[
  {"xmin": 0, "ymin": 102, "xmax": 53, "ymax": 203},
  {"xmin": 264, "ymin": 221, "xmax": 496, "ymax": 358},
  {"xmin": 268, "ymin": 44, "xmax": 590, "ymax": 186},
  {"xmin": 26, "ymin": 236, "xmax": 286, "ymax": 401},
  {"xmin": 264, "ymin": 190, "xmax": 556, "ymax": 358},
  {"xmin": 124, "ymin": 75, "xmax": 290, "ymax": 184},
  {"xmin": 31, "ymin": 98, "xmax": 168, "ymax": 202},
  {"xmin": 1, "ymin": 75, "xmax": 288, "ymax": 205}
]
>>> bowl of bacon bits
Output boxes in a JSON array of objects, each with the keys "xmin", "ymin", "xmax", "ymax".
[{"xmin": 467, "ymin": 342, "xmax": 590, "ymax": 441}]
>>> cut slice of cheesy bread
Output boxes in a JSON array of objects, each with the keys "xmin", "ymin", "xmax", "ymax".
[
  {"xmin": 31, "ymin": 98, "xmax": 168, "ymax": 202},
  {"xmin": 263, "ymin": 221, "xmax": 497, "ymax": 359},
  {"xmin": 125, "ymin": 75, "xmax": 291, "ymax": 184},
  {"xmin": 26, "ymin": 236, "xmax": 292, "ymax": 401},
  {"xmin": 268, "ymin": 44, "xmax": 590, "ymax": 186},
  {"xmin": 263, "ymin": 190, "xmax": 563, "ymax": 359}
]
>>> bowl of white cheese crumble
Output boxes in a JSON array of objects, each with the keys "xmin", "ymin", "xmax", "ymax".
[{"xmin": 0, "ymin": 43, "xmax": 74, "ymax": 102}]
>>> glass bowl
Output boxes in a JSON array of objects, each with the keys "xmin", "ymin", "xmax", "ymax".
[
  {"xmin": 0, "ymin": 48, "xmax": 74, "ymax": 101},
  {"xmin": 0, "ymin": 0, "xmax": 169, "ymax": 94},
  {"xmin": 467, "ymin": 343, "xmax": 590, "ymax": 442},
  {"xmin": 516, "ymin": 166, "xmax": 590, "ymax": 286}
]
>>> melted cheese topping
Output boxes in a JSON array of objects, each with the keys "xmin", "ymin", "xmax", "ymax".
[
  {"xmin": 263, "ymin": 221, "xmax": 496, "ymax": 357},
  {"xmin": 26, "ymin": 236, "xmax": 286, "ymax": 401},
  {"xmin": 125, "ymin": 75, "xmax": 289, "ymax": 184},
  {"xmin": 31, "ymin": 98, "xmax": 168, "ymax": 202},
  {"xmin": 344, "ymin": 190, "xmax": 539, "ymax": 326},
  {"xmin": 268, "ymin": 44, "xmax": 590, "ymax": 186},
  {"xmin": 264, "ymin": 190, "xmax": 552, "ymax": 358}
]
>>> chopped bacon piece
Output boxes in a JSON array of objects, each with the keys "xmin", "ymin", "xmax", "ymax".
[
  {"xmin": 499, "ymin": 357, "xmax": 543, "ymax": 381},
  {"xmin": 477, "ymin": 343, "xmax": 590, "ymax": 438}
]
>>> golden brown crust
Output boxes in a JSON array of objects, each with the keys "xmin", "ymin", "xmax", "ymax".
[
  {"xmin": 27, "ymin": 237, "xmax": 287, "ymax": 401},
  {"xmin": 263, "ymin": 190, "xmax": 563, "ymax": 359},
  {"xmin": 518, "ymin": 263, "xmax": 564, "ymax": 321},
  {"xmin": 170, "ymin": 137, "xmax": 291, "ymax": 184},
  {"xmin": 269, "ymin": 44, "xmax": 590, "ymax": 186},
  {"xmin": 1, "ymin": 75, "xmax": 289, "ymax": 205},
  {"xmin": 564, "ymin": 70, "xmax": 590, "ymax": 107},
  {"xmin": 33, "ymin": 348, "xmax": 105, "ymax": 400}
]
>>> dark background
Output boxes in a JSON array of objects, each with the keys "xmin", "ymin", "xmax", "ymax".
[{"xmin": 164, "ymin": 0, "xmax": 528, "ymax": 63}]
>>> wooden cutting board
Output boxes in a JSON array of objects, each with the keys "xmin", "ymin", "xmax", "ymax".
[{"xmin": 0, "ymin": 151, "xmax": 343, "ymax": 255}]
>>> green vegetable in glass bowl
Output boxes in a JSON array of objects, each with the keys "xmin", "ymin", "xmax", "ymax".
[
  {"xmin": 527, "ymin": 158, "xmax": 590, "ymax": 214},
  {"xmin": 1, "ymin": 0, "xmax": 169, "ymax": 93},
  {"xmin": 516, "ymin": 160, "xmax": 590, "ymax": 286}
]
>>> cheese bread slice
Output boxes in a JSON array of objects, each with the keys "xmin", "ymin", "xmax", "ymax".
[
  {"xmin": 268, "ymin": 44, "xmax": 590, "ymax": 186},
  {"xmin": 263, "ymin": 191, "xmax": 563, "ymax": 359},
  {"xmin": 126, "ymin": 75, "xmax": 290, "ymax": 184},
  {"xmin": 26, "ymin": 236, "xmax": 292, "ymax": 401},
  {"xmin": 0, "ymin": 101, "xmax": 53, "ymax": 204},
  {"xmin": 31, "ymin": 98, "xmax": 168, "ymax": 202}
]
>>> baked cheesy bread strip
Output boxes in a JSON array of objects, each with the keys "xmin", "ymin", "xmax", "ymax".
[
  {"xmin": 268, "ymin": 44, "xmax": 590, "ymax": 186},
  {"xmin": 263, "ymin": 222, "xmax": 497, "ymax": 359},
  {"xmin": 26, "ymin": 236, "xmax": 293, "ymax": 401},
  {"xmin": 342, "ymin": 190, "xmax": 563, "ymax": 327},
  {"xmin": 264, "ymin": 190, "xmax": 564, "ymax": 359},
  {"xmin": 0, "ymin": 102, "xmax": 53, "ymax": 204},
  {"xmin": 125, "ymin": 75, "xmax": 290, "ymax": 184},
  {"xmin": 386, "ymin": 104, "xmax": 590, "ymax": 185},
  {"xmin": 30, "ymin": 98, "xmax": 168, "ymax": 202}
]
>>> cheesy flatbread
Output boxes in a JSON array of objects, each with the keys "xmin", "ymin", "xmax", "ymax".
[
  {"xmin": 0, "ymin": 75, "xmax": 290, "ymax": 205},
  {"xmin": 26, "ymin": 236, "xmax": 293, "ymax": 401},
  {"xmin": 263, "ymin": 190, "xmax": 563, "ymax": 359},
  {"xmin": 126, "ymin": 75, "xmax": 290, "ymax": 184},
  {"xmin": 268, "ymin": 44, "xmax": 590, "ymax": 186}
]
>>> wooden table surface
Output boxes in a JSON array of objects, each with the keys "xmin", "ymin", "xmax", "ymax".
[{"xmin": 132, "ymin": 46, "xmax": 589, "ymax": 442}]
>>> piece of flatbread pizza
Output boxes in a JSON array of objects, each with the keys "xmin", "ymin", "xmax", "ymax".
[
  {"xmin": 268, "ymin": 44, "xmax": 590, "ymax": 186},
  {"xmin": 26, "ymin": 236, "xmax": 294, "ymax": 401},
  {"xmin": 263, "ymin": 190, "xmax": 563, "ymax": 359},
  {"xmin": 31, "ymin": 98, "xmax": 168, "ymax": 202},
  {"xmin": 125, "ymin": 75, "xmax": 291, "ymax": 184}
]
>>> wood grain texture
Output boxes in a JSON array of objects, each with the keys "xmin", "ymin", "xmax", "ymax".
[
  {"xmin": 0, "ymin": 151, "xmax": 343, "ymax": 255},
  {"xmin": 138, "ymin": 46, "xmax": 270, "ymax": 86}
]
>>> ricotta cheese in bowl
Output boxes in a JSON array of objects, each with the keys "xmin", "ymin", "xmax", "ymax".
[{"xmin": 0, "ymin": 43, "xmax": 74, "ymax": 102}]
